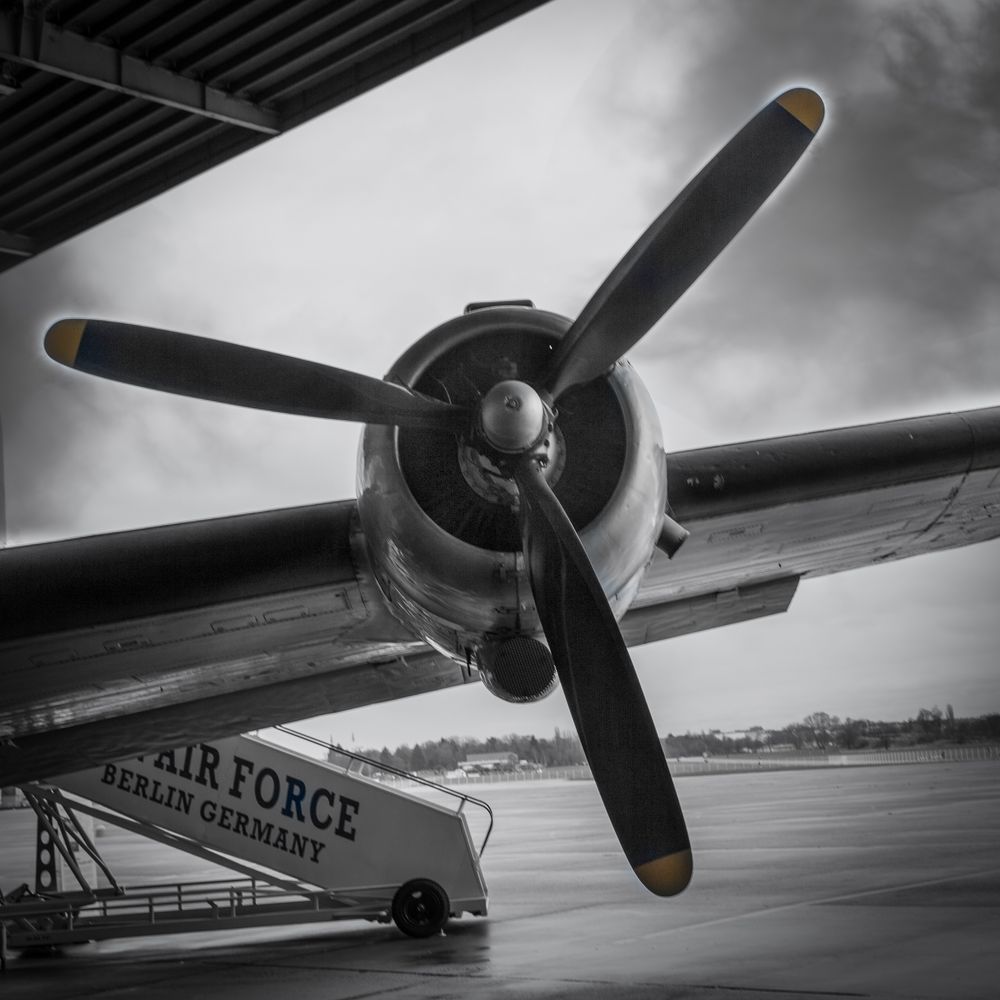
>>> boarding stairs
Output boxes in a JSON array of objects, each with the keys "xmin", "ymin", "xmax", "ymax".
[{"xmin": 1, "ymin": 728, "xmax": 491, "ymax": 966}]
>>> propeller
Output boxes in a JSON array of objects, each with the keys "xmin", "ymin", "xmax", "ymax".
[
  {"xmin": 515, "ymin": 456, "xmax": 692, "ymax": 893},
  {"xmin": 43, "ymin": 87, "xmax": 824, "ymax": 895},
  {"xmin": 545, "ymin": 87, "xmax": 824, "ymax": 401},
  {"xmin": 44, "ymin": 319, "xmax": 468, "ymax": 432}
]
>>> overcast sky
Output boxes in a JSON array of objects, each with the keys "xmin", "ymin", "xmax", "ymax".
[{"xmin": 1, "ymin": 0, "xmax": 997, "ymax": 750}]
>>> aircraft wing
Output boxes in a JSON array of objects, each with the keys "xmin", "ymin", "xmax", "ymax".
[
  {"xmin": 623, "ymin": 405, "xmax": 1000, "ymax": 643},
  {"xmin": 2, "ymin": 405, "xmax": 998, "ymax": 784},
  {"xmin": 0, "ymin": 501, "xmax": 465, "ymax": 784}
]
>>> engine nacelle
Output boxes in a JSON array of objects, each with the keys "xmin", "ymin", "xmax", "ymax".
[{"xmin": 356, "ymin": 305, "xmax": 666, "ymax": 699}]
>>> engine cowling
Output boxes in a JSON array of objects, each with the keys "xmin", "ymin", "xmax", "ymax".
[{"xmin": 356, "ymin": 304, "xmax": 666, "ymax": 701}]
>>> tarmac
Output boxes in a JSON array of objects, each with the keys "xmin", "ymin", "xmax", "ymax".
[{"xmin": 2, "ymin": 760, "xmax": 998, "ymax": 999}]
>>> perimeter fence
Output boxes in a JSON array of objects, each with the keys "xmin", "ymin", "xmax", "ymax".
[
  {"xmin": 357, "ymin": 745, "xmax": 999, "ymax": 790},
  {"xmin": 666, "ymin": 743, "xmax": 1000, "ymax": 776},
  {"xmin": 415, "ymin": 744, "xmax": 1000, "ymax": 785}
]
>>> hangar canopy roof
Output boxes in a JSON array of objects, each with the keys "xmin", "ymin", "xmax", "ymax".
[{"xmin": 0, "ymin": 0, "xmax": 549, "ymax": 273}]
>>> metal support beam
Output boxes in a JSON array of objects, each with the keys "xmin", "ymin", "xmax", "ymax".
[
  {"xmin": 0, "ymin": 9, "xmax": 281, "ymax": 134},
  {"xmin": 0, "ymin": 229, "xmax": 37, "ymax": 258}
]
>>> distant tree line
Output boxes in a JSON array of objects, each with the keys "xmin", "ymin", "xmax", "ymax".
[
  {"xmin": 662, "ymin": 708, "xmax": 1000, "ymax": 757},
  {"xmin": 330, "ymin": 710, "xmax": 1000, "ymax": 774},
  {"xmin": 338, "ymin": 728, "xmax": 586, "ymax": 774}
]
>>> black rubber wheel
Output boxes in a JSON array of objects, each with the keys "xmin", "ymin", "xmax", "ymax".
[{"xmin": 391, "ymin": 879, "xmax": 450, "ymax": 938}]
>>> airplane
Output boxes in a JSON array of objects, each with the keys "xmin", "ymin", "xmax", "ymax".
[{"xmin": 2, "ymin": 86, "xmax": 998, "ymax": 897}]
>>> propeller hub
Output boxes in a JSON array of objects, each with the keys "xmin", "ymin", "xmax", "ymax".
[{"xmin": 479, "ymin": 380, "xmax": 548, "ymax": 453}]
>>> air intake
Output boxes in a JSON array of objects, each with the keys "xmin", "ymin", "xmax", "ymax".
[{"xmin": 477, "ymin": 636, "xmax": 558, "ymax": 703}]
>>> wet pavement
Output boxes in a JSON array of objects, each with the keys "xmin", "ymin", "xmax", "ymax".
[{"xmin": 2, "ymin": 761, "xmax": 998, "ymax": 998}]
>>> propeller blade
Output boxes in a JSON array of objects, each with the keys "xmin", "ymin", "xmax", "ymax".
[
  {"xmin": 514, "ymin": 457, "xmax": 692, "ymax": 895},
  {"xmin": 44, "ymin": 320, "xmax": 469, "ymax": 432},
  {"xmin": 546, "ymin": 87, "xmax": 824, "ymax": 400}
]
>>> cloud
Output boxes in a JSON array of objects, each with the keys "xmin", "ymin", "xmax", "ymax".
[
  {"xmin": 584, "ymin": 0, "xmax": 1000, "ymax": 438},
  {"xmin": 0, "ymin": 249, "xmax": 106, "ymax": 541}
]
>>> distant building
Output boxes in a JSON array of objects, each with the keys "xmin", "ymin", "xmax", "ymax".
[
  {"xmin": 459, "ymin": 752, "xmax": 519, "ymax": 774},
  {"xmin": 711, "ymin": 729, "xmax": 766, "ymax": 744}
]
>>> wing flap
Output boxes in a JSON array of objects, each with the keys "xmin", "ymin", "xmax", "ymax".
[
  {"xmin": 0, "ymin": 646, "xmax": 465, "ymax": 785},
  {"xmin": 621, "ymin": 577, "xmax": 799, "ymax": 645}
]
